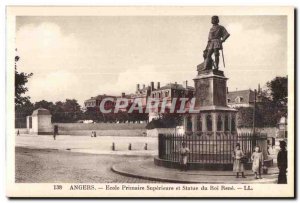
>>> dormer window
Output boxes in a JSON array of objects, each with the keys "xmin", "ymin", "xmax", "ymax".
[{"xmin": 235, "ymin": 96, "xmax": 244, "ymax": 103}]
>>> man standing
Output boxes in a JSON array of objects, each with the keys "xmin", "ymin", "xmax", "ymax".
[
  {"xmin": 277, "ymin": 140, "xmax": 287, "ymax": 184},
  {"xmin": 204, "ymin": 16, "xmax": 230, "ymax": 70},
  {"xmin": 53, "ymin": 125, "xmax": 58, "ymax": 140}
]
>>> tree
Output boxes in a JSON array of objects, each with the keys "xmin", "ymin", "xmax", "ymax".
[
  {"xmin": 266, "ymin": 76, "xmax": 288, "ymax": 107},
  {"xmin": 146, "ymin": 113, "xmax": 183, "ymax": 129},
  {"xmin": 15, "ymin": 53, "xmax": 34, "ymax": 127},
  {"xmin": 15, "ymin": 55, "xmax": 33, "ymax": 106},
  {"xmin": 51, "ymin": 99, "xmax": 82, "ymax": 123},
  {"xmin": 34, "ymin": 100, "xmax": 55, "ymax": 111},
  {"xmin": 236, "ymin": 107, "xmax": 253, "ymax": 128},
  {"xmin": 236, "ymin": 76, "xmax": 287, "ymax": 128}
]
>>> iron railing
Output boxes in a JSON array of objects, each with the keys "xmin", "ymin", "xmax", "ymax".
[{"xmin": 158, "ymin": 132, "xmax": 267, "ymax": 164}]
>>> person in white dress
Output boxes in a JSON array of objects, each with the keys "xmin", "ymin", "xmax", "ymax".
[
  {"xmin": 180, "ymin": 142, "xmax": 190, "ymax": 171},
  {"xmin": 251, "ymin": 146, "xmax": 264, "ymax": 179},
  {"xmin": 232, "ymin": 143, "xmax": 246, "ymax": 178}
]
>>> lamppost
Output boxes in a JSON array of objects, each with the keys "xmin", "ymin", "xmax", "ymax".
[{"xmin": 253, "ymin": 89, "xmax": 257, "ymax": 135}]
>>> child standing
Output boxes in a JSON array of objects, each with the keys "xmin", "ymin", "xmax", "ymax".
[
  {"xmin": 180, "ymin": 142, "xmax": 190, "ymax": 171},
  {"xmin": 232, "ymin": 143, "xmax": 246, "ymax": 178},
  {"xmin": 251, "ymin": 146, "xmax": 264, "ymax": 179}
]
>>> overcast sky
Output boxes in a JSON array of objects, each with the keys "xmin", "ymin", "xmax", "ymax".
[{"xmin": 16, "ymin": 15, "xmax": 287, "ymax": 105}]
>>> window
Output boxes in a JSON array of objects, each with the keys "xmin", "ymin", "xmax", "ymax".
[
  {"xmin": 206, "ymin": 114, "xmax": 212, "ymax": 132},
  {"xmin": 187, "ymin": 116, "xmax": 192, "ymax": 132},
  {"xmin": 217, "ymin": 115, "xmax": 222, "ymax": 131},
  {"xmin": 197, "ymin": 115, "xmax": 202, "ymax": 131},
  {"xmin": 231, "ymin": 116, "xmax": 236, "ymax": 132},
  {"xmin": 29, "ymin": 117, "xmax": 32, "ymax": 129},
  {"xmin": 225, "ymin": 115, "xmax": 229, "ymax": 131},
  {"xmin": 235, "ymin": 96, "xmax": 244, "ymax": 103}
]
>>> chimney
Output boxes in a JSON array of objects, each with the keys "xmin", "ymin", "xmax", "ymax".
[
  {"xmin": 136, "ymin": 84, "xmax": 140, "ymax": 91},
  {"xmin": 143, "ymin": 84, "xmax": 145, "ymax": 89},
  {"xmin": 122, "ymin": 92, "xmax": 125, "ymax": 97},
  {"xmin": 157, "ymin": 82, "xmax": 160, "ymax": 89},
  {"xmin": 151, "ymin": 82, "xmax": 154, "ymax": 91},
  {"xmin": 258, "ymin": 83, "xmax": 261, "ymax": 93},
  {"xmin": 183, "ymin": 80, "xmax": 188, "ymax": 88}
]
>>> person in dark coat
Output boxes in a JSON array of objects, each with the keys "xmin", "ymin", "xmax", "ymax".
[
  {"xmin": 277, "ymin": 140, "xmax": 287, "ymax": 184},
  {"xmin": 53, "ymin": 125, "xmax": 58, "ymax": 140}
]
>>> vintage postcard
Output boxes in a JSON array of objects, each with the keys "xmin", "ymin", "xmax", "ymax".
[{"xmin": 6, "ymin": 6, "xmax": 295, "ymax": 198}]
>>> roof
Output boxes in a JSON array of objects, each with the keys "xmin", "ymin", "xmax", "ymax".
[
  {"xmin": 227, "ymin": 90, "xmax": 255, "ymax": 104},
  {"xmin": 135, "ymin": 86, "xmax": 150, "ymax": 95},
  {"xmin": 155, "ymin": 83, "xmax": 195, "ymax": 91},
  {"xmin": 85, "ymin": 94, "xmax": 116, "ymax": 102},
  {"xmin": 32, "ymin": 108, "xmax": 51, "ymax": 116}
]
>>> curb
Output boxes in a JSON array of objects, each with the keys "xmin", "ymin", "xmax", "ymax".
[
  {"xmin": 111, "ymin": 165, "xmax": 196, "ymax": 183},
  {"xmin": 111, "ymin": 164, "xmax": 277, "ymax": 184}
]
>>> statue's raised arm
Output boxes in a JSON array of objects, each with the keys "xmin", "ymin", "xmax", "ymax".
[{"xmin": 203, "ymin": 16, "xmax": 230, "ymax": 70}]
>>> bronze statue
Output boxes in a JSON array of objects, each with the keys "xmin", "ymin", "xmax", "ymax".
[{"xmin": 204, "ymin": 16, "xmax": 230, "ymax": 70}]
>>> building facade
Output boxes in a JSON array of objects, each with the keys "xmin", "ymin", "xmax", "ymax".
[
  {"xmin": 84, "ymin": 94, "xmax": 116, "ymax": 111},
  {"xmin": 227, "ymin": 85, "xmax": 263, "ymax": 108}
]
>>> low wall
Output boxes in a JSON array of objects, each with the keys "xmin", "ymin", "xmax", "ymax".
[
  {"xmin": 55, "ymin": 123, "xmax": 146, "ymax": 136},
  {"xmin": 16, "ymin": 123, "xmax": 147, "ymax": 136},
  {"xmin": 237, "ymin": 127, "xmax": 277, "ymax": 137},
  {"xmin": 58, "ymin": 129, "xmax": 146, "ymax": 136},
  {"xmin": 147, "ymin": 128, "xmax": 176, "ymax": 137},
  {"xmin": 53, "ymin": 123, "xmax": 146, "ymax": 131}
]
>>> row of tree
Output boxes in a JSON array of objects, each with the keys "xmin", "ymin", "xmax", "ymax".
[{"xmin": 15, "ymin": 99, "xmax": 149, "ymax": 127}]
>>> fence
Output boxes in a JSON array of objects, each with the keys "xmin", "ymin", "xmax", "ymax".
[{"xmin": 158, "ymin": 132, "xmax": 267, "ymax": 164}]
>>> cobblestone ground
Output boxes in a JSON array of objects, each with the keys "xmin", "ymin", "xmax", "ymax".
[{"xmin": 15, "ymin": 147, "xmax": 161, "ymax": 183}]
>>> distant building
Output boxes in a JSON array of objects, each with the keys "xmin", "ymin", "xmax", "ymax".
[
  {"xmin": 116, "ymin": 92, "xmax": 134, "ymax": 112},
  {"xmin": 134, "ymin": 83, "xmax": 152, "ymax": 109},
  {"xmin": 227, "ymin": 89, "xmax": 255, "ymax": 108},
  {"xmin": 84, "ymin": 94, "xmax": 116, "ymax": 111},
  {"xmin": 149, "ymin": 81, "xmax": 195, "ymax": 121},
  {"xmin": 27, "ymin": 108, "xmax": 52, "ymax": 135},
  {"xmin": 150, "ymin": 81, "xmax": 194, "ymax": 101},
  {"xmin": 227, "ymin": 85, "xmax": 263, "ymax": 108}
]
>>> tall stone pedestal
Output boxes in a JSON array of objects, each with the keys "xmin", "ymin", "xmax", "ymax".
[{"xmin": 184, "ymin": 69, "xmax": 237, "ymax": 136}]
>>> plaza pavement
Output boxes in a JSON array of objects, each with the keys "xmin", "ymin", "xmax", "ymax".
[
  {"xmin": 16, "ymin": 134, "xmax": 158, "ymax": 156},
  {"xmin": 15, "ymin": 147, "xmax": 160, "ymax": 183}
]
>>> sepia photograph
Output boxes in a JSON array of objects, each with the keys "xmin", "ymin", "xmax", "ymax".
[{"xmin": 6, "ymin": 6, "xmax": 295, "ymax": 198}]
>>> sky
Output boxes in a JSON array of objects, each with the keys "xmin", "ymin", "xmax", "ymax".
[{"xmin": 16, "ymin": 15, "xmax": 287, "ymax": 105}]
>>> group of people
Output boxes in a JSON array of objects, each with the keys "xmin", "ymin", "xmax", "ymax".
[
  {"xmin": 232, "ymin": 143, "xmax": 263, "ymax": 179},
  {"xmin": 179, "ymin": 141, "xmax": 287, "ymax": 184},
  {"xmin": 91, "ymin": 131, "xmax": 97, "ymax": 137}
]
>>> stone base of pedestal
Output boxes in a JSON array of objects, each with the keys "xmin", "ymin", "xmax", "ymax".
[
  {"xmin": 154, "ymin": 157, "xmax": 274, "ymax": 171},
  {"xmin": 154, "ymin": 157, "xmax": 234, "ymax": 170}
]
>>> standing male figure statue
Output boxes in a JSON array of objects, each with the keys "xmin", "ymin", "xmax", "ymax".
[{"xmin": 204, "ymin": 16, "xmax": 230, "ymax": 70}]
